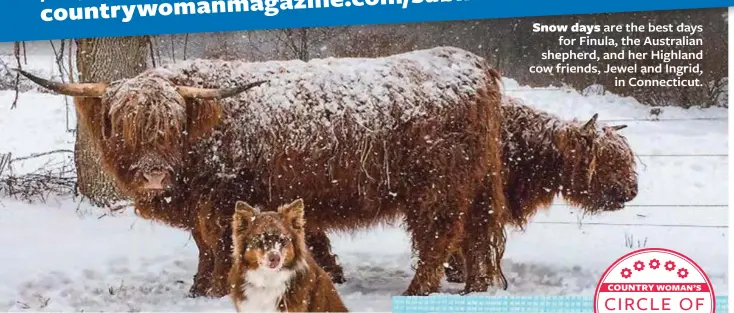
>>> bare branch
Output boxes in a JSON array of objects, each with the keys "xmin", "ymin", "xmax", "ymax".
[
  {"xmin": 11, "ymin": 42, "xmax": 22, "ymax": 109},
  {"xmin": 183, "ymin": 34, "xmax": 189, "ymax": 60},
  {"xmin": 0, "ymin": 150, "xmax": 78, "ymax": 203},
  {"xmin": 11, "ymin": 150, "xmax": 74, "ymax": 163},
  {"xmin": 67, "ymin": 40, "xmax": 75, "ymax": 83},
  {"xmin": 22, "ymin": 41, "xmax": 28, "ymax": 65},
  {"xmin": 170, "ymin": 34, "xmax": 177, "ymax": 61},
  {"xmin": 147, "ymin": 36, "xmax": 157, "ymax": 67}
]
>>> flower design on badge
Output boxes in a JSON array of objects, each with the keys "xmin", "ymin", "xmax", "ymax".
[
  {"xmin": 634, "ymin": 261, "xmax": 645, "ymax": 271},
  {"xmin": 620, "ymin": 268, "xmax": 632, "ymax": 279},
  {"xmin": 678, "ymin": 268, "xmax": 689, "ymax": 279},
  {"xmin": 665, "ymin": 260, "xmax": 676, "ymax": 271},
  {"xmin": 649, "ymin": 259, "xmax": 661, "ymax": 270}
]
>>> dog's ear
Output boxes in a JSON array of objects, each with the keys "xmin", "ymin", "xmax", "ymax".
[
  {"xmin": 279, "ymin": 198, "xmax": 305, "ymax": 231},
  {"xmin": 231, "ymin": 201, "xmax": 259, "ymax": 258},
  {"xmin": 233, "ymin": 201, "xmax": 259, "ymax": 234},
  {"xmin": 235, "ymin": 201, "xmax": 258, "ymax": 215}
]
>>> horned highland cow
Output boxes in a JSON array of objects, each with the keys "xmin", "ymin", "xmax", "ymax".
[
  {"xmin": 442, "ymin": 95, "xmax": 639, "ymax": 284},
  {"xmin": 16, "ymin": 46, "xmax": 509, "ymax": 297},
  {"xmin": 301, "ymin": 94, "xmax": 640, "ymax": 291}
]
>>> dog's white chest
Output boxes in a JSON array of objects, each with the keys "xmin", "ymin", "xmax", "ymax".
[
  {"xmin": 234, "ymin": 267, "xmax": 295, "ymax": 313},
  {"xmin": 238, "ymin": 287, "xmax": 283, "ymax": 312}
]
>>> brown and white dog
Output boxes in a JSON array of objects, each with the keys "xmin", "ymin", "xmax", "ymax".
[{"xmin": 228, "ymin": 199, "xmax": 349, "ymax": 313}]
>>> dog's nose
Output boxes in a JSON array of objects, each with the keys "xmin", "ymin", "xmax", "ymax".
[
  {"xmin": 142, "ymin": 170, "xmax": 169, "ymax": 190},
  {"xmin": 266, "ymin": 251, "xmax": 281, "ymax": 268},
  {"xmin": 267, "ymin": 251, "xmax": 281, "ymax": 263}
]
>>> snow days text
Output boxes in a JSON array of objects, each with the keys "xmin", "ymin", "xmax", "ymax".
[
  {"xmin": 528, "ymin": 21, "xmax": 705, "ymax": 88},
  {"xmin": 529, "ymin": 22, "xmax": 605, "ymax": 75}
]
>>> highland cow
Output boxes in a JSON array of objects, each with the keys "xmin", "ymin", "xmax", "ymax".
[
  {"xmin": 302, "ymin": 95, "xmax": 639, "ymax": 292},
  {"xmin": 16, "ymin": 47, "xmax": 509, "ymax": 297},
  {"xmin": 443, "ymin": 95, "xmax": 638, "ymax": 285},
  {"xmin": 228, "ymin": 199, "xmax": 349, "ymax": 313}
]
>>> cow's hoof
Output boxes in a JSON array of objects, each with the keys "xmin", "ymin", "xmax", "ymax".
[
  {"xmin": 187, "ymin": 288, "xmax": 207, "ymax": 298},
  {"xmin": 327, "ymin": 269, "xmax": 347, "ymax": 284},
  {"xmin": 445, "ymin": 270, "xmax": 466, "ymax": 284},
  {"xmin": 461, "ymin": 280, "xmax": 489, "ymax": 295},
  {"xmin": 401, "ymin": 284, "xmax": 436, "ymax": 296},
  {"xmin": 188, "ymin": 280, "xmax": 210, "ymax": 298},
  {"xmin": 208, "ymin": 286, "xmax": 229, "ymax": 298}
]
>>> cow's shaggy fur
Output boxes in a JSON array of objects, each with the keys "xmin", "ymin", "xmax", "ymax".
[
  {"xmin": 443, "ymin": 95, "xmax": 638, "ymax": 284},
  {"xmin": 19, "ymin": 47, "xmax": 509, "ymax": 297}
]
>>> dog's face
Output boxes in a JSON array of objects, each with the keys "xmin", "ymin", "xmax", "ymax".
[{"xmin": 231, "ymin": 199, "xmax": 307, "ymax": 272}]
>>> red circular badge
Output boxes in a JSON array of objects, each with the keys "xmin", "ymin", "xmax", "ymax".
[{"xmin": 594, "ymin": 248, "xmax": 715, "ymax": 313}]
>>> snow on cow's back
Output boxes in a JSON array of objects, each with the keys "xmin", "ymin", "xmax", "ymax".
[{"xmin": 163, "ymin": 47, "xmax": 493, "ymax": 132}]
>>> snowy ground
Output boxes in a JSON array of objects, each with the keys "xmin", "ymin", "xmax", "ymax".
[{"xmin": 0, "ymin": 57, "xmax": 728, "ymax": 312}]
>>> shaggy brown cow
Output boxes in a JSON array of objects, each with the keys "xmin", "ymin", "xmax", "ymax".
[
  {"xmin": 302, "ymin": 94, "xmax": 639, "ymax": 292},
  {"xmin": 443, "ymin": 95, "xmax": 638, "ymax": 285},
  {"xmin": 16, "ymin": 47, "xmax": 509, "ymax": 297}
]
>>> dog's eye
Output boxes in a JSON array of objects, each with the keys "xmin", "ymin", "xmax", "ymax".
[
  {"xmin": 277, "ymin": 236, "xmax": 291, "ymax": 245},
  {"xmin": 269, "ymin": 234, "xmax": 286, "ymax": 245},
  {"xmin": 262, "ymin": 233, "xmax": 291, "ymax": 247},
  {"xmin": 247, "ymin": 237, "xmax": 263, "ymax": 247},
  {"xmin": 246, "ymin": 233, "xmax": 288, "ymax": 248}
]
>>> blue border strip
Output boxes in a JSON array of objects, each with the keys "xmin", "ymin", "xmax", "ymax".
[
  {"xmin": 2, "ymin": 0, "xmax": 734, "ymax": 42},
  {"xmin": 392, "ymin": 296, "xmax": 729, "ymax": 313}
]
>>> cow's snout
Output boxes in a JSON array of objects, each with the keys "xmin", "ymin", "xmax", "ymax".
[{"xmin": 142, "ymin": 170, "xmax": 170, "ymax": 190}]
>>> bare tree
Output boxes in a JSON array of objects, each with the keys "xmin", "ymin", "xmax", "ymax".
[
  {"xmin": 331, "ymin": 26, "xmax": 417, "ymax": 58},
  {"xmin": 73, "ymin": 36, "xmax": 149, "ymax": 207},
  {"xmin": 270, "ymin": 27, "xmax": 342, "ymax": 61},
  {"xmin": 199, "ymin": 32, "xmax": 249, "ymax": 60}
]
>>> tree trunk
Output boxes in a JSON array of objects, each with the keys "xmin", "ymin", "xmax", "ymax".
[{"xmin": 74, "ymin": 36, "xmax": 149, "ymax": 207}]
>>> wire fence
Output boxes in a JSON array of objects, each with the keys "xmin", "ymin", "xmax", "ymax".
[
  {"xmin": 532, "ymin": 221, "xmax": 728, "ymax": 229},
  {"xmin": 636, "ymin": 153, "xmax": 727, "ymax": 157},
  {"xmin": 600, "ymin": 117, "xmax": 728, "ymax": 122},
  {"xmin": 526, "ymin": 126, "xmax": 729, "ymax": 230},
  {"xmin": 533, "ymin": 203, "xmax": 730, "ymax": 229},
  {"xmin": 552, "ymin": 203, "xmax": 728, "ymax": 208}
]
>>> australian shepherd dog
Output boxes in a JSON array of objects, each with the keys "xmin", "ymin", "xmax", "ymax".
[{"xmin": 228, "ymin": 199, "xmax": 349, "ymax": 312}]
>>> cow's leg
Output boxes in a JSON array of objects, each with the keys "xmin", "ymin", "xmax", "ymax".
[
  {"xmin": 402, "ymin": 197, "xmax": 466, "ymax": 296},
  {"xmin": 484, "ymin": 240, "xmax": 508, "ymax": 292},
  {"xmin": 306, "ymin": 230, "xmax": 346, "ymax": 284},
  {"xmin": 188, "ymin": 223, "xmax": 215, "ymax": 298},
  {"xmin": 445, "ymin": 247, "xmax": 467, "ymax": 283},
  {"xmin": 208, "ymin": 215, "xmax": 234, "ymax": 298},
  {"xmin": 461, "ymin": 185, "xmax": 507, "ymax": 294}
]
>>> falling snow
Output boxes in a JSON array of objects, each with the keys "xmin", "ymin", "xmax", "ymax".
[
  {"xmin": 0, "ymin": 54, "xmax": 727, "ymax": 312},
  {"xmin": 164, "ymin": 46, "xmax": 490, "ymax": 132}
]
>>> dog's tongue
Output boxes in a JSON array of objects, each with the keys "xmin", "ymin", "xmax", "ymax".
[{"xmin": 266, "ymin": 252, "xmax": 281, "ymax": 269}]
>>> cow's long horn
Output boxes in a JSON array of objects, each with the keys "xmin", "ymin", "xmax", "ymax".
[
  {"xmin": 582, "ymin": 113, "xmax": 599, "ymax": 130},
  {"xmin": 610, "ymin": 125, "xmax": 627, "ymax": 131},
  {"xmin": 176, "ymin": 80, "xmax": 268, "ymax": 100},
  {"xmin": 13, "ymin": 68, "xmax": 106, "ymax": 97}
]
